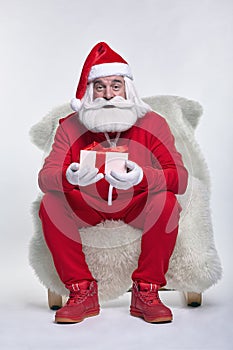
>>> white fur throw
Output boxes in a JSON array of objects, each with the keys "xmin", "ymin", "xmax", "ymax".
[{"xmin": 29, "ymin": 95, "xmax": 222, "ymax": 302}]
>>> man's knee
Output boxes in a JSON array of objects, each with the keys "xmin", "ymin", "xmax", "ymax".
[
  {"xmin": 148, "ymin": 191, "xmax": 178, "ymax": 211},
  {"xmin": 41, "ymin": 191, "xmax": 69, "ymax": 209},
  {"xmin": 39, "ymin": 191, "xmax": 67, "ymax": 221},
  {"xmin": 145, "ymin": 191, "xmax": 180, "ymax": 230}
]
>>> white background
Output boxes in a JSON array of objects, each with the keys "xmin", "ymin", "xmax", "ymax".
[{"xmin": 0, "ymin": 0, "xmax": 232, "ymax": 349}]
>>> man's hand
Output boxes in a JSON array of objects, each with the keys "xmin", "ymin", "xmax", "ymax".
[
  {"xmin": 105, "ymin": 160, "xmax": 143, "ymax": 190},
  {"xmin": 66, "ymin": 163, "xmax": 104, "ymax": 186}
]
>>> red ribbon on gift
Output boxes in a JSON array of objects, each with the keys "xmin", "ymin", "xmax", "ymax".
[{"xmin": 84, "ymin": 141, "xmax": 128, "ymax": 153}]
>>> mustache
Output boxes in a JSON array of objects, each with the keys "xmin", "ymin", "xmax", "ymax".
[{"xmin": 82, "ymin": 96, "xmax": 135, "ymax": 111}]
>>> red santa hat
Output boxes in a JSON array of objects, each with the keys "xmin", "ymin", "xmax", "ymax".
[{"xmin": 70, "ymin": 42, "xmax": 133, "ymax": 111}]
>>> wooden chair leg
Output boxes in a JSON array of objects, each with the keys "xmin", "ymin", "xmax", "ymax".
[
  {"xmin": 48, "ymin": 289, "xmax": 63, "ymax": 310},
  {"xmin": 184, "ymin": 292, "xmax": 202, "ymax": 307}
]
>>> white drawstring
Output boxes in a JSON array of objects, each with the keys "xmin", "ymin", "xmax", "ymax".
[
  {"xmin": 108, "ymin": 184, "xmax": 113, "ymax": 206},
  {"xmin": 104, "ymin": 132, "xmax": 121, "ymax": 148},
  {"xmin": 104, "ymin": 132, "xmax": 121, "ymax": 206}
]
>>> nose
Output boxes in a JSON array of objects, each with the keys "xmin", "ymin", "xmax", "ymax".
[{"xmin": 104, "ymin": 86, "xmax": 114, "ymax": 100}]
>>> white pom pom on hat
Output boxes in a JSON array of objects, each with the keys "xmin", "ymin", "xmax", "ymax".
[
  {"xmin": 70, "ymin": 98, "xmax": 82, "ymax": 112},
  {"xmin": 70, "ymin": 42, "xmax": 133, "ymax": 112}
]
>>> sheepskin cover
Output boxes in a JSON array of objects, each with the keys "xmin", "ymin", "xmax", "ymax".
[{"xmin": 29, "ymin": 95, "xmax": 222, "ymax": 302}]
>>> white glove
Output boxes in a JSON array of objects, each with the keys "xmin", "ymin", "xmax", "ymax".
[
  {"xmin": 105, "ymin": 160, "xmax": 143, "ymax": 190},
  {"xmin": 66, "ymin": 162, "xmax": 104, "ymax": 186}
]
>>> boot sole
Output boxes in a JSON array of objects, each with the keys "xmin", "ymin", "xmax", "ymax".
[
  {"xmin": 130, "ymin": 307, "xmax": 172, "ymax": 323},
  {"xmin": 55, "ymin": 308, "xmax": 100, "ymax": 324}
]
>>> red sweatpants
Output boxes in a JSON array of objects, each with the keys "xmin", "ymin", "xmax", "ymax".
[{"xmin": 39, "ymin": 189, "xmax": 181, "ymax": 289}]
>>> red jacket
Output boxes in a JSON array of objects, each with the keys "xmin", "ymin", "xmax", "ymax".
[{"xmin": 38, "ymin": 111, "xmax": 188, "ymax": 200}]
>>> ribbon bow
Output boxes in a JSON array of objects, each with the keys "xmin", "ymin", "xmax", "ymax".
[{"xmin": 84, "ymin": 141, "xmax": 128, "ymax": 153}]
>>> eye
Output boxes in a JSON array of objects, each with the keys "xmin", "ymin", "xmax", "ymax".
[
  {"xmin": 95, "ymin": 85, "xmax": 104, "ymax": 92},
  {"xmin": 112, "ymin": 84, "xmax": 121, "ymax": 91}
]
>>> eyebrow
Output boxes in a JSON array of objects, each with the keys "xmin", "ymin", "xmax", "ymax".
[{"xmin": 94, "ymin": 79, "xmax": 124, "ymax": 86}]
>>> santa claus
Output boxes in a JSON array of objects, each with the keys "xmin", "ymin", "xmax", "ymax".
[{"xmin": 38, "ymin": 42, "xmax": 188, "ymax": 324}]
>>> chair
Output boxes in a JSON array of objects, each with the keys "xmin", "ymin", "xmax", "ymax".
[{"xmin": 29, "ymin": 95, "xmax": 222, "ymax": 309}]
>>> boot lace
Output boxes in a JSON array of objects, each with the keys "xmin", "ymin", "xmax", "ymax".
[
  {"xmin": 141, "ymin": 291, "xmax": 161, "ymax": 305},
  {"xmin": 138, "ymin": 283, "xmax": 161, "ymax": 305},
  {"xmin": 66, "ymin": 290, "xmax": 89, "ymax": 305}
]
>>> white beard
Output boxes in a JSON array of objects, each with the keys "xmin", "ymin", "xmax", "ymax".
[{"xmin": 78, "ymin": 96, "xmax": 138, "ymax": 133}]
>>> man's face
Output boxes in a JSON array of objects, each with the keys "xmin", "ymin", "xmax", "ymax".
[
  {"xmin": 79, "ymin": 75, "xmax": 138, "ymax": 133},
  {"xmin": 93, "ymin": 76, "xmax": 126, "ymax": 100}
]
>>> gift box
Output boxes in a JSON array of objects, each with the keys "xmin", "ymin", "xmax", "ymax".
[
  {"xmin": 80, "ymin": 143, "xmax": 129, "ymax": 205},
  {"xmin": 80, "ymin": 149, "xmax": 128, "ymax": 175}
]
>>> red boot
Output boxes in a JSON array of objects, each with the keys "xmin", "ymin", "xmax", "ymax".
[
  {"xmin": 130, "ymin": 281, "xmax": 173, "ymax": 323},
  {"xmin": 55, "ymin": 280, "xmax": 100, "ymax": 323}
]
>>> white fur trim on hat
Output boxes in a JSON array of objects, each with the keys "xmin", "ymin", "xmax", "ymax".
[
  {"xmin": 70, "ymin": 98, "xmax": 82, "ymax": 112},
  {"xmin": 88, "ymin": 62, "xmax": 133, "ymax": 82}
]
